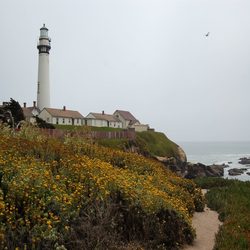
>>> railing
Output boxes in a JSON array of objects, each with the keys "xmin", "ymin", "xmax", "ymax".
[{"xmin": 40, "ymin": 128, "xmax": 136, "ymax": 140}]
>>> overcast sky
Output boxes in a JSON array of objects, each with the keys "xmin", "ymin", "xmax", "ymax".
[{"xmin": 0, "ymin": 0, "xmax": 250, "ymax": 142}]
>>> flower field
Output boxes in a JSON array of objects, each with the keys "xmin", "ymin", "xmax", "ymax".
[{"xmin": 0, "ymin": 124, "xmax": 204, "ymax": 249}]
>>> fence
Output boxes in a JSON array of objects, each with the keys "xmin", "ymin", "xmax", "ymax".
[
  {"xmin": 91, "ymin": 130, "xmax": 136, "ymax": 140},
  {"xmin": 40, "ymin": 128, "xmax": 136, "ymax": 140}
]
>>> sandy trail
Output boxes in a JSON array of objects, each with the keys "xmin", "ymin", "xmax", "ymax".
[{"xmin": 183, "ymin": 190, "xmax": 222, "ymax": 250}]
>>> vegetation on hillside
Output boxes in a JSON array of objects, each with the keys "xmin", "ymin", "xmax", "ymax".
[
  {"xmin": 0, "ymin": 123, "xmax": 204, "ymax": 249},
  {"xmin": 96, "ymin": 130, "xmax": 180, "ymax": 159},
  {"xmin": 195, "ymin": 177, "xmax": 250, "ymax": 250},
  {"xmin": 54, "ymin": 124, "xmax": 122, "ymax": 132},
  {"xmin": 136, "ymin": 131, "xmax": 179, "ymax": 158}
]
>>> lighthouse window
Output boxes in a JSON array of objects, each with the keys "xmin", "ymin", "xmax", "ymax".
[{"xmin": 40, "ymin": 30, "xmax": 47, "ymax": 37}]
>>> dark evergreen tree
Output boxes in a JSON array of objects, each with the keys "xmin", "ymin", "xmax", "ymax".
[
  {"xmin": 35, "ymin": 116, "xmax": 55, "ymax": 129},
  {"xmin": 3, "ymin": 98, "xmax": 25, "ymax": 127},
  {"xmin": 0, "ymin": 99, "xmax": 23, "ymax": 127}
]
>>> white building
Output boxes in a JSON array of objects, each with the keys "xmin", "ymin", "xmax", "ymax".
[
  {"xmin": 86, "ymin": 111, "xmax": 122, "ymax": 128},
  {"xmin": 113, "ymin": 110, "xmax": 149, "ymax": 132},
  {"xmin": 113, "ymin": 110, "xmax": 140, "ymax": 129},
  {"xmin": 22, "ymin": 102, "xmax": 40, "ymax": 124},
  {"xmin": 131, "ymin": 124, "xmax": 150, "ymax": 132},
  {"xmin": 39, "ymin": 106, "xmax": 84, "ymax": 126}
]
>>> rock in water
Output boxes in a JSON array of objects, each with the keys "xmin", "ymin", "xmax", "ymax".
[
  {"xmin": 185, "ymin": 163, "xmax": 224, "ymax": 179},
  {"xmin": 238, "ymin": 157, "xmax": 250, "ymax": 165},
  {"xmin": 156, "ymin": 157, "xmax": 225, "ymax": 178},
  {"xmin": 228, "ymin": 168, "xmax": 247, "ymax": 176}
]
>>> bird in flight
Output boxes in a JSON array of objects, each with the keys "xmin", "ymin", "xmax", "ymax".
[{"xmin": 205, "ymin": 32, "xmax": 210, "ymax": 37}]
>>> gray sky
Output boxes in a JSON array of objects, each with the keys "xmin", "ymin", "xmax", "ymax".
[{"xmin": 0, "ymin": 0, "xmax": 250, "ymax": 142}]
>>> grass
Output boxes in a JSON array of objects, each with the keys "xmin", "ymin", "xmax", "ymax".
[
  {"xmin": 54, "ymin": 124, "xmax": 83, "ymax": 130},
  {"xmin": 194, "ymin": 177, "xmax": 250, "ymax": 250},
  {"xmin": 89, "ymin": 126, "xmax": 123, "ymax": 132},
  {"xmin": 54, "ymin": 124, "xmax": 122, "ymax": 132},
  {"xmin": 96, "ymin": 131, "xmax": 181, "ymax": 159},
  {"xmin": 96, "ymin": 138, "xmax": 130, "ymax": 151},
  {"xmin": 136, "ymin": 131, "xmax": 179, "ymax": 158}
]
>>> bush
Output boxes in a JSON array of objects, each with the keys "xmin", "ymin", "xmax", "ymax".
[
  {"xmin": 195, "ymin": 177, "xmax": 250, "ymax": 250},
  {"xmin": 63, "ymin": 191, "xmax": 194, "ymax": 250},
  {"xmin": 0, "ymin": 125, "xmax": 204, "ymax": 249}
]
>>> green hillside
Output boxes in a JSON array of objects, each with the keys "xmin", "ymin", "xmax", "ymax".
[
  {"xmin": 136, "ymin": 131, "xmax": 179, "ymax": 157},
  {"xmin": 98, "ymin": 130, "xmax": 180, "ymax": 159}
]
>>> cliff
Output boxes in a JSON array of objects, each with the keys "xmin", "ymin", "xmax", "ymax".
[
  {"xmin": 135, "ymin": 131, "xmax": 224, "ymax": 179},
  {"xmin": 97, "ymin": 130, "xmax": 187, "ymax": 162},
  {"xmin": 135, "ymin": 131, "xmax": 186, "ymax": 160}
]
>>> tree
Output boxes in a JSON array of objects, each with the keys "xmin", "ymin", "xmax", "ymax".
[
  {"xmin": 0, "ymin": 98, "xmax": 24, "ymax": 128},
  {"xmin": 35, "ymin": 116, "xmax": 55, "ymax": 129},
  {"xmin": 3, "ymin": 98, "xmax": 25, "ymax": 127}
]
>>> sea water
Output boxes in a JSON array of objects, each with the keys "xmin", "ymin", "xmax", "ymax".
[{"xmin": 178, "ymin": 141, "xmax": 250, "ymax": 181}]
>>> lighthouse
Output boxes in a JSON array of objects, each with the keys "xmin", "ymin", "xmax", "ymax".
[{"xmin": 37, "ymin": 24, "xmax": 51, "ymax": 111}]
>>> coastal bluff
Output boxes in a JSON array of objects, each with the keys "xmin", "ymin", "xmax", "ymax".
[{"xmin": 129, "ymin": 131, "xmax": 225, "ymax": 179}]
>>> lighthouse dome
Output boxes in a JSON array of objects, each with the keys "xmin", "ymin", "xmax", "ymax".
[{"xmin": 40, "ymin": 24, "xmax": 48, "ymax": 30}]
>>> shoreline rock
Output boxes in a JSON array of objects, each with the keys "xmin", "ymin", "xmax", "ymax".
[
  {"xmin": 184, "ymin": 163, "xmax": 224, "ymax": 179},
  {"xmin": 228, "ymin": 168, "xmax": 248, "ymax": 176},
  {"xmin": 156, "ymin": 157, "xmax": 225, "ymax": 179},
  {"xmin": 238, "ymin": 157, "xmax": 250, "ymax": 165}
]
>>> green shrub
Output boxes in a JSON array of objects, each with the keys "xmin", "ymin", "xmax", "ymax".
[{"xmin": 196, "ymin": 178, "xmax": 250, "ymax": 250}]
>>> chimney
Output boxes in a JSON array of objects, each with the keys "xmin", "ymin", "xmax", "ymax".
[
  {"xmin": 63, "ymin": 106, "xmax": 66, "ymax": 111},
  {"xmin": 102, "ymin": 110, "xmax": 104, "ymax": 115},
  {"xmin": 33, "ymin": 101, "xmax": 36, "ymax": 107},
  {"xmin": 23, "ymin": 102, "xmax": 27, "ymax": 108}
]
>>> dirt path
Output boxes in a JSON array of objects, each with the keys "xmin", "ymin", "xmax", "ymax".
[{"xmin": 183, "ymin": 190, "xmax": 222, "ymax": 250}]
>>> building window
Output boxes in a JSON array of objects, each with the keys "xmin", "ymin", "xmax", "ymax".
[
  {"xmin": 63, "ymin": 118, "xmax": 65, "ymax": 124},
  {"xmin": 56, "ymin": 118, "xmax": 59, "ymax": 124}
]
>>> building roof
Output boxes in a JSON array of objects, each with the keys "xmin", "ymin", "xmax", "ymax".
[
  {"xmin": 43, "ymin": 108, "xmax": 84, "ymax": 119},
  {"xmin": 114, "ymin": 110, "xmax": 139, "ymax": 124},
  {"xmin": 22, "ymin": 107, "xmax": 35, "ymax": 118},
  {"xmin": 89, "ymin": 112, "xmax": 121, "ymax": 122}
]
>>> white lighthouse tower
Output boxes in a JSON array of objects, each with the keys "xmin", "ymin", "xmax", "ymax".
[{"xmin": 37, "ymin": 24, "xmax": 51, "ymax": 111}]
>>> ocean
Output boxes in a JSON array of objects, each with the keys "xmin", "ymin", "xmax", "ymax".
[{"xmin": 178, "ymin": 141, "xmax": 250, "ymax": 181}]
